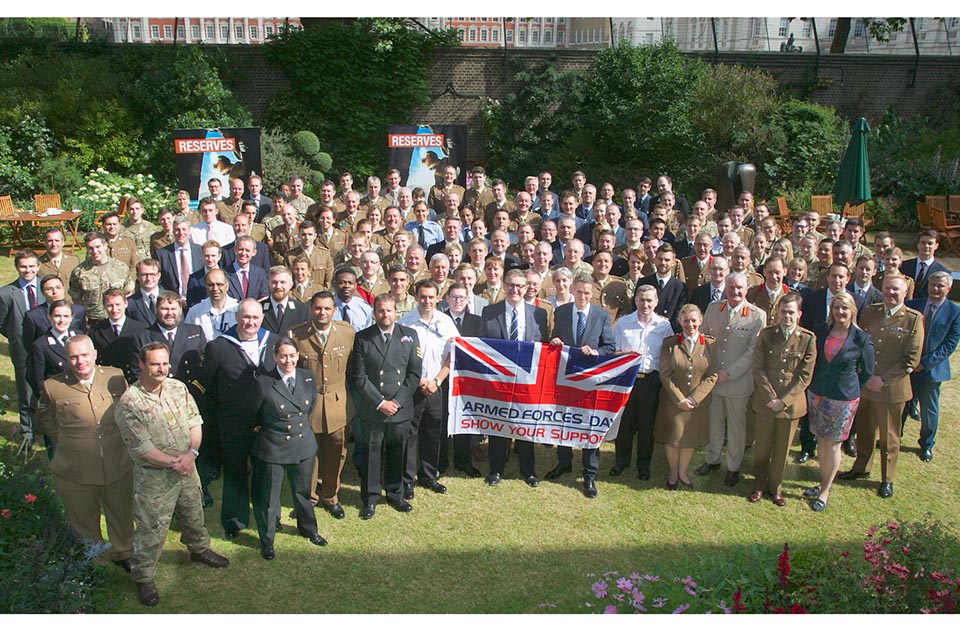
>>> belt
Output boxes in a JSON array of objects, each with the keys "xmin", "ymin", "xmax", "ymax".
[
  {"xmin": 637, "ymin": 371, "xmax": 656, "ymax": 379},
  {"xmin": 141, "ymin": 465, "xmax": 170, "ymax": 471}
]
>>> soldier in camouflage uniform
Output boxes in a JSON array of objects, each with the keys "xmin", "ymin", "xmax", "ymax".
[
  {"xmin": 123, "ymin": 197, "xmax": 161, "ymax": 259},
  {"xmin": 69, "ymin": 232, "xmax": 135, "ymax": 322},
  {"xmin": 115, "ymin": 341, "xmax": 228, "ymax": 607}
]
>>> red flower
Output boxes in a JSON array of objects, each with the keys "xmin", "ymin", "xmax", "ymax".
[
  {"xmin": 777, "ymin": 542, "xmax": 791, "ymax": 588},
  {"xmin": 1, "ymin": 508, "xmax": 10, "ymax": 519},
  {"xmin": 24, "ymin": 494, "xmax": 37, "ymax": 503},
  {"xmin": 789, "ymin": 603, "xmax": 807, "ymax": 614},
  {"xmin": 732, "ymin": 585, "xmax": 745, "ymax": 612}
]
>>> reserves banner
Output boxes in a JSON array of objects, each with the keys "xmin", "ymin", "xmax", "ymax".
[{"xmin": 448, "ymin": 337, "xmax": 642, "ymax": 449}]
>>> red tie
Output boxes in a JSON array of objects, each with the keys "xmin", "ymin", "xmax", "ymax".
[
  {"xmin": 27, "ymin": 284, "xmax": 37, "ymax": 309},
  {"xmin": 241, "ymin": 270, "xmax": 249, "ymax": 298}
]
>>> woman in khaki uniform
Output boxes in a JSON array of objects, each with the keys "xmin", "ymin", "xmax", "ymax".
[{"xmin": 655, "ymin": 304, "xmax": 718, "ymax": 490}]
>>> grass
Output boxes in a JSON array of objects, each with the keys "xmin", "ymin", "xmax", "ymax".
[{"xmin": 3, "ymin": 240, "xmax": 960, "ymax": 614}]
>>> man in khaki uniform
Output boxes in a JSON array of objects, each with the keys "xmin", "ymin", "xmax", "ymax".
[
  {"xmin": 115, "ymin": 342, "xmax": 228, "ymax": 606},
  {"xmin": 69, "ymin": 232, "xmax": 135, "ymax": 322},
  {"xmin": 288, "ymin": 291, "xmax": 356, "ymax": 519},
  {"xmin": 697, "ymin": 272, "xmax": 767, "ymax": 486},
  {"xmin": 36, "ymin": 335, "xmax": 134, "ymax": 569},
  {"xmin": 37, "ymin": 227, "xmax": 80, "ymax": 286},
  {"xmin": 269, "ymin": 205, "xmax": 302, "ymax": 266},
  {"xmin": 290, "ymin": 256, "xmax": 323, "ymax": 303},
  {"xmin": 748, "ymin": 291, "xmax": 816, "ymax": 505},
  {"xmin": 746, "ymin": 257, "xmax": 790, "ymax": 326},
  {"xmin": 839, "ymin": 274, "xmax": 923, "ymax": 498},
  {"xmin": 428, "ymin": 165, "xmax": 466, "ymax": 213},
  {"xmin": 284, "ymin": 220, "xmax": 334, "ymax": 289},
  {"xmin": 122, "ymin": 198, "xmax": 160, "ymax": 260},
  {"xmin": 101, "ymin": 211, "xmax": 140, "ymax": 274}
]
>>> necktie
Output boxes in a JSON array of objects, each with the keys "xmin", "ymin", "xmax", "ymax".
[
  {"xmin": 341, "ymin": 305, "xmax": 350, "ymax": 325},
  {"xmin": 509, "ymin": 307, "xmax": 519, "ymax": 341},
  {"xmin": 206, "ymin": 225, "xmax": 214, "ymax": 241},
  {"xmin": 113, "ymin": 324, "xmax": 121, "ymax": 337},
  {"xmin": 241, "ymin": 270, "xmax": 249, "ymax": 298},
  {"xmin": 917, "ymin": 261, "xmax": 927, "ymax": 284},
  {"xmin": 576, "ymin": 311, "xmax": 586, "ymax": 347},
  {"xmin": 319, "ymin": 331, "xmax": 328, "ymax": 348},
  {"xmin": 658, "ymin": 278, "xmax": 665, "ymax": 291},
  {"xmin": 455, "ymin": 316, "xmax": 462, "ymax": 330},
  {"xmin": 276, "ymin": 302, "xmax": 285, "ymax": 324},
  {"xmin": 179, "ymin": 248, "xmax": 189, "ymax": 295},
  {"xmin": 383, "ymin": 332, "xmax": 391, "ymax": 345},
  {"xmin": 286, "ymin": 377, "xmax": 295, "ymax": 393},
  {"xmin": 418, "ymin": 225, "xmax": 426, "ymax": 247},
  {"xmin": 712, "ymin": 288, "xmax": 721, "ymax": 302},
  {"xmin": 926, "ymin": 303, "xmax": 938, "ymax": 325},
  {"xmin": 26, "ymin": 284, "xmax": 37, "ymax": 309},
  {"xmin": 165, "ymin": 331, "xmax": 174, "ymax": 348},
  {"xmin": 149, "ymin": 293, "xmax": 156, "ymax": 314}
]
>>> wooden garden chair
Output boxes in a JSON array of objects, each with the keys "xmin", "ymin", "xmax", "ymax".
[
  {"xmin": 33, "ymin": 193, "xmax": 61, "ymax": 212},
  {"xmin": 931, "ymin": 206, "xmax": 960, "ymax": 258}
]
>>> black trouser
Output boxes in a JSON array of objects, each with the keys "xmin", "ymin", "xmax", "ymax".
[
  {"xmin": 614, "ymin": 373, "xmax": 661, "ymax": 471},
  {"xmin": 359, "ymin": 420, "xmax": 408, "ymax": 505},
  {"xmin": 404, "ymin": 389, "xmax": 444, "ymax": 485},
  {"xmin": 197, "ymin": 416, "xmax": 222, "ymax": 490},
  {"xmin": 557, "ymin": 446, "xmax": 600, "ymax": 481},
  {"xmin": 251, "ymin": 454, "xmax": 317, "ymax": 545},
  {"xmin": 219, "ymin": 423, "xmax": 256, "ymax": 534},
  {"xmin": 489, "ymin": 437, "xmax": 535, "ymax": 477}
]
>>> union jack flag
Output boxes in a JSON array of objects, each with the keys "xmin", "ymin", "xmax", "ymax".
[{"xmin": 448, "ymin": 338, "xmax": 643, "ymax": 448}]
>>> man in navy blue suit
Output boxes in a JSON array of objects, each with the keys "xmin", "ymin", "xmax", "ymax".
[
  {"xmin": 901, "ymin": 230, "xmax": 949, "ymax": 300},
  {"xmin": 545, "ymin": 275, "xmax": 616, "ymax": 498},
  {"xmin": 156, "ymin": 217, "xmax": 203, "ymax": 298},
  {"xmin": 904, "ymin": 272, "xmax": 960, "ymax": 462},
  {"xmin": 224, "ymin": 236, "xmax": 269, "ymax": 302}
]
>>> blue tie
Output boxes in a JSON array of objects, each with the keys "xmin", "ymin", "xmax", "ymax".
[
  {"xmin": 576, "ymin": 311, "xmax": 585, "ymax": 347},
  {"xmin": 509, "ymin": 307, "xmax": 519, "ymax": 341}
]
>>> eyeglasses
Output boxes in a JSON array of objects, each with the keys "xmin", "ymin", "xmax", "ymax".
[
  {"xmin": 207, "ymin": 282, "xmax": 228, "ymax": 288},
  {"xmin": 504, "ymin": 283, "xmax": 525, "ymax": 290},
  {"xmin": 447, "ymin": 294, "xmax": 467, "ymax": 301},
  {"xmin": 139, "ymin": 272, "xmax": 160, "ymax": 278}
]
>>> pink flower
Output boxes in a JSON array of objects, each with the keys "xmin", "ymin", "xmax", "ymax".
[
  {"xmin": 616, "ymin": 577, "xmax": 633, "ymax": 592},
  {"xmin": 0, "ymin": 508, "xmax": 10, "ymax": 519},
  {"xmin": 888, "ymin": 522, "xmax": 900, "ymax": 531},
  {"xmin": 604, "ymin": 605, "xmax": 618, "ymax": 614},
  {"xmin": 592, "ymin": 580, "xmax": 608, "ymax": 598},
  {"xmin": 24, "ymin": 493, "xmax": 36, "ymax": 503},
  {"xmin": 672, "ymin": 603, "xmax": 690, "ymax": 614}
]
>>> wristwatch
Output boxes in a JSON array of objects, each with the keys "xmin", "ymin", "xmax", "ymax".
[{"xmin": 189, "ymin": 448, "xmax": 200, "ymax": 457}]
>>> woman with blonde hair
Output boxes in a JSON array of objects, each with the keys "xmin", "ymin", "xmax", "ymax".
[{"xmin": 547, "ymin": 267, "xmax": 574, "ymax": 308}]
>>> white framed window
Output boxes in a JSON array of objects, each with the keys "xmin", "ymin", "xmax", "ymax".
[
  {"xmin": 458, "ymin": 28, "xmax": 465, "ymax": 40},
  {"xmin": 778, "ymin": 18, "xmax": 789, "ymax": 38},
  {"xmin": 150, "ymin": 25, "xmax": 160, "ymax": 39},
  {"xmin": 519, "ymin": 29, "xmax": 526, "ymax": 43},
  {"xmin": 177, "ymin": 24, "xmax": 185, "ymax": 39},
  {"xmin": 532, "ymin": 29, "xmax": 539, "ymax": 43},
  {"xmin": 132, "ymin": 23, "xmax": 141, "ymax": 39},
  {"xmin": 506, "ymin": 29, "xmax": 513, "ymax": 42},
  {"xmin": 220, "ymin": 24, "xmax": 229, "ymax": 39},
  {"xmin": 480, "ymin": 28, "xmax": 487, "ymax": 41},
  {"xmin": 545, "ymin": 29, "xmax": 552, "ymax": 43},
  {"xmin": 557, "ymin": 30, "xmax": 563, "ymax": 43},
  {"xmin": 468, "ymin": 28, "xmax": 476, "ymax": 41},
  {"xmin": 752, "ymin": 18, "xmax": 761, "ymax": 38},
  {"xmin": 163, "ymin": 25, "xmax": 172, "ymax": 39},
  {"xmin": 802, "ymin": 20, "xmax": 812, "ymax": 38},
  {"xmin": 828, "ymin": 19, "xmax": 837, "ymax": 37},
  {"xmin": 492, "ymin": 28, "xmax": 499, "ymax": 41},
  {"xmin": 206, "ymin": 23, "xmax": 215, "ymax": 39},
  {"xmin": 854, "ymin": 19, "xmax": 865, "ymax": 38},
  {"xmin": 645, "ymin": 32, "xmax": 653, "ymax": 44},
  {"xmin": 191, "ymin": 25, "xmax": 200, "ymax": 39},
  {"xmin": 250, "ymin": 25, "xmax": 258, "ymax": 39},
  {"xmin": 235, "ymin": 25, "xmax": 244, "ymax": 39},
  {"xmin": 949, "ymin": 17, "xmax": 959, "ymax": 29}
]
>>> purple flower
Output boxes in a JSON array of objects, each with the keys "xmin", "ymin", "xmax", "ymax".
[
  {"xmin": 716, "ymin": 601, "xmax": 732, "ymax": 614},
  {"xmin": 684, "ymin": 586, "xmax": 697, "ymax": 596},
  {"xmin": 629, "ymin": 572, "xmax": 643, "ymax": 582},
  {"xmin": 652, "ymin": 597, "xmax": 668, "ymax": 608},
  {"xmin": 612, "ymin": 594, "xmax": 624, "ymax": 602},
  {"xmin": 592, "ymin": 580, "xmax": 608, "ymax": 598},
  {"xmin": 616, "ymin": 577, "xmax": 633, "ymax": 592},
  {"xmin": 603, "ymin": 570, "xmax": 620, "ymax": 577},
  {"xmin": 604, "ymin": 605, "xmax": 618, "ymax": 614},
  {"xmin": 643, "ymin": 574, "xmax": 660, "ymax": 583},
  {"xmin": 673, "ymin": 603, "xmax": 691, "ymax": 614}
]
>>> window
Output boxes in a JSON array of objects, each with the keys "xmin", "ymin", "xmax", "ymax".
[
  {"xmin": 492, "ymin": 28, "xmax": 499, "ymax": 41},
  {"xmin": 545, "ymin": 29, "xmax": 552, "ymax": 43},
  {"xmin": 532, "ymin": 29, "xmax": 539, "ymax": 43},
  {"xmin": 559, "ymin": 18, "xmax": 565, "ymax": 24},
  {"xmin": 828, "ymin": 18, "xmax": 837, "ymax": 37},
  {"xmin": 802, "ymin": 19, "xmax": 812, "ymax": 39},
  {"xmin": 854, "ymin": 18, "xmax": 865, "ymax": 38},
  {"xmin": 220, "ymin": 24, "xmax": 229, "ymax": 39},
  {"xmin": 916, "ymin": 18, "xmax": 926, "ymax": 30},
  {"xmin": 191, "ymin": 25, "xmax": 200, "ymax": 39},
  {"xmin": 266, "ymin": 24, "xmax": 274, "ymax": 36},
  {"xmin": 480, "ymin": 28, "xmax": 487, "ymax": 41},
  {"xmin": 177, "ymin": 24, "xmax": 185, "ymax": 39},
  {"xmin": 519, "ymin": 29, "xmax": 526, "ymax": 43},
  {"xmin": 236, "ymin": 25, "xmax": 244, "ymax": 39},
  {"xmin": 206, "ymin": 23, "xmax": 214, "ymax": 39},
  {"xmin": 949, "ymin": 17, "xmax": 959, "ymax": 29},
  {"xmin": 778, "ymin": 18, "xmax": 789, "ymax": 38},
  {"xmin": 752, "ymin": 18, "xmax": 761, "ymax": 38},
  {"xmin": 557, "ymin": 30, "xmax": 564, "ymax": 43},
  {"xmin": 458, "ymin": 28, "xmax": 465, "ymax": 40},
  {"xmin": 546, "ymin": 17, "xmax": 553, "ymax": 24},
  {"xmin": 645, "ymin": 32, "xmax": 653, "ymax": 44},
  {"xmin": 506, "ymin": 29, "xmax": 513, "ymax": 42},
  {"xmin": 132, "ymin": 23, "xmax": 141, "ymax": 39},
  {"xmin": 480, "ymin": 17, "xmax": 486, "ymax": 22},
  {"xmin": 151, "ymin": 25, "xmax": 160, "ymax": 39},
  {"xmin": 468, "ymin": 28, "xmax": 476, "ymax": 41},
  {"xmin": 163, "ymin": 25, "xmax": 172, "ymax": 39},
  {"xmin": 250, "ymin": 25, "xmax": 258, "ymax": 39}
]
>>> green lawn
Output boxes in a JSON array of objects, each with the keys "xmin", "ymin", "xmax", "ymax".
[{"xmin": 3, "ymin": 245, "xmax": 960, "ymax": 614}]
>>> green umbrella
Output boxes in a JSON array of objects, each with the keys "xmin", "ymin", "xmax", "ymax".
[{"xmin": 833, "ymin": 117, "xmax": 872, "ymax": 209}]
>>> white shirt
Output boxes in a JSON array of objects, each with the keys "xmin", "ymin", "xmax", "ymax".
[
  {"xmin": 278, "ymin": 368, "xmax": 296, "ymax": 388},
  {"xmin": 185, "ymin": 297, "xmax": 239, "ymax": 340},
  {"xmin": 190, "ymin": 220, "xmax": 235, "ymax": 247},
  {"xmin": 614, "ymin": 312, "xmax": 672, "ymax": 373},
  {"xmin": 506, "ymin": 301, "xmax": 526, "ymax": 340},
  {"xmin": 399, "ymin": 310, "xmax": 460, "ymax": 379}
]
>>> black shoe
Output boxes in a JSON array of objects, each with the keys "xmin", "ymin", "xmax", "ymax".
[
  {"xmin": 837, "ymin": 469, "xmax": 870, "ymax": 481},
  {"xmin": 524, "ymin": 475, "xmax": 540, "ymax": 488},
  {"xmin": 201, "ymin": 487, "xmax": 213, "ymax": 508},
  {"xmin": 485, "ymin": 472, "xmax": 501, "ymax": 487},
  {"xmin": 802, "ymin": 485, "xmax": 821, "ymax": 499},
  {"xmin": 583, "ymin": 479, "xmax": 597, "ymax": 499},
  {"xmin": 877, "ymin": 482, "xmax": 894, "ymax": 499},
  {"xmin": 224, "ymin": 530, "xmax": 239, "ymax": 541},
  {"xmin": 417, "ymin": 478, "xmax": 448, "ymax": 494},
  {"xmin": 694, "ymin": 462, "xmax": 720, "ymax": 476},
  {"xmin": 360, "ymin": 504, "xmax": 376, "ymax": 520},
  {"xmin": 324, "ymin": 503, "xmax": 346, "ymax": 519},
  {"xmin": 305, "ymin": 533, "xmax": 328, "ymax": 547},
  {"xmin": 403, "ymin": 484, "xmax": 414, "ymax": 500},
  {"xmin": 137, "ymin": 581, "xmax": 160, "ymax": 607},
  {"xmin": 724, "ymin": 471, "xmax": 740, "ymax": 487},
  {"xmin": 210, "ymin": 468, "xmax": 220, "ymax": 481},
  {"xmin": 810, "ymin": 498, "xmax": 827, "ymax": 512},
  {"xmin": 842, "ymin": 440, "xmax": 857, "ymax": 457},
  {"xmin": 795, "ymin": 450, "xmax": 813, "ymax": 464},
  {"xmin": 190, "ymin": 549, "xmax": 229, "ymax": 568},
  {"xmin": 112, "ymin": 558, "xmax": 131, "ymax": 573},
  {"xmin": 288, "ymin": 510, "xmax": 296, "ymax": 519},
  {"xmin": 387, "ymin": 497, "xmax": 413, "ymax": 513},
  {"xmin": 544, "ymin": 464, "xmax": 572, "ymax": 480},
  {"xmin": 608, "ymin": 466, "xmax": 626, "ymax": 477},
  {"xmin": 638, "ymin": 467, "xmax": 651, "ymax": 481},
  {"xmin": 456, "ymin": 465, "xmax": 482, "ymax": 478},
  {"xmin": 260, "ymin": 543, "xmax": 275, "ymax": 561},
  {"xmin": 919, "ymin": 448, "xmax": 933, "ymax": 462},
  {"xmin": 908, "ymin": 405, "xmax": 921, "ymax": 421}
]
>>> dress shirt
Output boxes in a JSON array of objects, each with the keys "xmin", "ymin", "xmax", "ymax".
[
  {"xmin": 278, "ymin": 368, "xmax": 296, "ymax": 388},
  {"xmin": 399, "ymin": 310, "xmax": 459, "ymax": 379},
  {"xmin": 334, "ymin": 296, "xmax": 373, "ymax": 332},
  {"xmin": 184, "ymin": 297, "xmax": 239, "ymax": 340},
  {"xmin": 111, "ymin": 318, "xmax": 126, "ymax": 335},
  {"xmin": 404, "ymin": 220, "xmax": 443, "ymax": 248},
  {"xmin": 853, "ymin": 282, "xmax": 871, "ymax": 297},
  {"xmin": 885, "ymin": 303, "xmax": 904, "ymax": 318},
  {"xmin": 656, "ymin": 273, "xmax": 672, "ymax": 289},
  {"xmin": 613, "ymin": 312, "xmax": 672, "ymax": 373},
  {"xmin": 19, "ymin": 278, "xmax": 39, "ymax": 308},
  {"xmin": 506, "ymin": 301, "xmax": 526, "ymax": 339},
  {"xmin": 190, "ymin": 220, "xmax": 235, "ymax": 247}
]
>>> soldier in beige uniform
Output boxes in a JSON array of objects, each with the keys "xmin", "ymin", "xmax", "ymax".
[
  {"xmin": 290, "ymin": 256, "xmax": 323, "ymax": 303},
  {"xmin": 746, "ymin": 257, "xmax": 790, "ymax": 326},
  {"xmin": 149, "ymin": 208, "xmax": 175, "ymax": 260},
  {"xmin": 288, "ymin": 291, "xmax": 356, "ymax": 518},
  {"xmin": 69, "ymin": 232, "xmax": 135, "ymax": 322},
  {"xmin": 101, "ymin": 211, "xmax": 140, "ymax": 274},
  {"xmin": 122, "ymin": 198, "xmax": 160, "ymax": 260},
  {"xmin": 696, "ymin": 272, "xmax": 767, "ymax": 485},
  {"xmin": 115, "ymin": 342, "xmax": 228, "ymax": 606},
  {"xmin": 839, "ymin": 274, "xmax": 923, "ymax": 498},
  {"xmin": 748, "ymin": 291, "xmax": 816, "ymax": 505},
  {"xmin": 428, "ymin": 165, "xmax": 466, "ymax": 213},
  {"xmin": 284, "ymin": 220, "xmax": 334, "ymax": 289},
  {"xmin": 37, "ymin": 227, "xmax": 81, "ymax": 286},
  {"xmin": 36, "ymin": 335, "xmax": 134, "ymax": 569},
  {"xmin": 361, "ymin": 176, "xmax": 392, "ymax": 212},
  {"xmin": 269, "ymin": 205, "xmax": 302, "ymax": 266}
]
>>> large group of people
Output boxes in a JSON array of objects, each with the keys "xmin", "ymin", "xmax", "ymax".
[{"xmin": 2, "ymin": 168, "xmax": 959, "ymax": 608}]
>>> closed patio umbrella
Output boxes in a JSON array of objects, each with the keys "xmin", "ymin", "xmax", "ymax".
[{"xmin": 832, "ymin": 117, "xmax": 871, "ymax": 210}]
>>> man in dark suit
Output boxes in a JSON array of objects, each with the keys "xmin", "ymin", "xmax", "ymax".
[
  {"xmin": 546, "ymin": 276, "xmax": 616, "ymax": 498},
  {"xmin": 848, "ymin": 255, "xmax": 884, "ymax": 307},
  {"xmin": 27, "ymin": 300, "xmax": 81, "ymax": 403},
  {"xmin": 88, "ymin": 288, "xmax": 147, "ymax": 384},
  {"xmin": 442, "ymin": 283, "xmax": 484, "ymax": 478},
  {"xmin": 904, "ymin": 272, "xmax": 960, "ymax": 462},
  {"xmin": 689, "ymin": 256, "xmax": 729, "ymax": 314},
  {"xmin": 250, "ymin": 338, "xmax": 325, "ymax": 560},
  {"xmin": 636, "ymin": 244, "xmax": 687, "ymax": 332},
  {"xmin": 0, "ymin": 249, "xmax": 41, "ymax": 441},
  {"xmin": 901, "ymin": 230, "xmax": 949, "ymax": 300},
  {"xmin": 131, "ymin": 291, "xmax": 206, "ymax": 398},
  {"xmin": 260, "ymin": 266, "xmax": 309, "ymax": 336},
  {"xmin": 185, "ymin": 241, "xmax": 225, "ymax": 309},
  {"xmin": 125, "ymin": 259, "xmax": 165, "ymax": 327},
  {"xmin": 194, "ymin": 299, "xmax": 277, "ymax": 539},
  {"xmin": 221, "ymin": 212, "xmax": 270, "ymax": 273},
  {"xmin": 348, "ymin": 293, "xmax": 423, "ymax": 520},
  {"xmin": 156, "ymin": 217, "xmax": 203, "ymax": 298},
  {"xmin": 22, "ymin": 275, "xmax": 86, "ymax": 350},
  {"xmin": 224, "ymin": 236, "xmax": 269, "ymax": 302},
  {"xmin": 480, "ymin": 269, "xmax": 549, "ymax": 487},
  {"xmin": 246, "ymin": 174, "xmax": 273, "ymax": 223}
]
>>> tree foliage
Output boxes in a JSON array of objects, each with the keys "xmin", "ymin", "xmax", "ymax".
[{"xmin": 263, "ymin": 18, "xmax": 458, "ymax": 179}]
